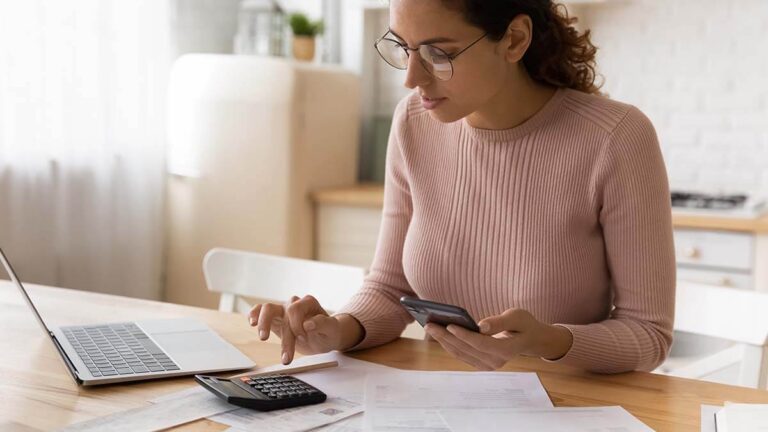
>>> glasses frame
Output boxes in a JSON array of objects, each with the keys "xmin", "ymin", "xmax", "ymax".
[{"xmin": 373, "ymin": 30, "xmax": 488, "ymax": 81}]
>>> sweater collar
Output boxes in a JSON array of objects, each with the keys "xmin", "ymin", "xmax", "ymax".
[{"xmin": 460, "ymin": 87, "xmax": 568, "ymax": 143}]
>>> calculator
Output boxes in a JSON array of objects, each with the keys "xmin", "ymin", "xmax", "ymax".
[{"xmin": 195, "ymin": 373, "xmax": 327, "ymax": 411}]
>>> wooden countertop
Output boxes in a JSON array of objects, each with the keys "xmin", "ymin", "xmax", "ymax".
[
  {"xmin": 312, "ymin": 184, "xmax": 768, "ymax": 234},
  {"xmin": 311, "ymin": 183, "xmax": 385, "ymax": 207}
]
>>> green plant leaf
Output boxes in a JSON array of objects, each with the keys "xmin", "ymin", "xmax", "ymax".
[{"xmin": 288, "ymin": 12, "xmax": 324, "ymax": 37}]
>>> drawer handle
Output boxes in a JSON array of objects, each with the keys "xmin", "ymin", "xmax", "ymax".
[
  {"xmin": 718, "ymin": 277, "xmax": 732, "ymax": 287},
  {"xmin": 683, "ymin": 246, "xmax": 700, "ymax": 259}
]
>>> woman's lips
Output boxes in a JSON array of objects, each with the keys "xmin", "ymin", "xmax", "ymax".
[{"xmin": 421, "ymin": 96, "xmax": 447, "ymax": 110}]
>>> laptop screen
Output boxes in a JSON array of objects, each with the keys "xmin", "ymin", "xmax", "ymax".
[{"xmin": 0, "ymin": 248, "xmax": 53, "ymax": 334}]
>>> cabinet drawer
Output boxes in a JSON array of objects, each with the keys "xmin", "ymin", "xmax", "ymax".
[
  {"xmin": 316, "ymin": 205, "xmax": 382, "ymax": 268},
  {"xmin": 673, "ymin": 229, "xmax": 753, "ymax": 271},
  {"xmin": 677, "ymin": 267, "xmax": 753, "ymax": 290}
]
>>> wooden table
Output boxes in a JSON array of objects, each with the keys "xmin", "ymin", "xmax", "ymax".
[{"xmin": 3, "ymin": 282, "xmax": 768, "ymax": 431}]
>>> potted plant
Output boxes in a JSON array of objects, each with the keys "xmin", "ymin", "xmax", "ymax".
[{"xmin": 288, "ymin": 13, "xmax": 324, "ymax": 61}]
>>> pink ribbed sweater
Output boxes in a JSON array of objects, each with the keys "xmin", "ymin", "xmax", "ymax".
[{"xmin": 336, "ymin": 88, "xmax": 676, "ymax": 373}]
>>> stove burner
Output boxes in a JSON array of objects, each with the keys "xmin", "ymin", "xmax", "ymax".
[{"xmin": 670, "ymin": 192, "xmax": 748, "ymax": 210}]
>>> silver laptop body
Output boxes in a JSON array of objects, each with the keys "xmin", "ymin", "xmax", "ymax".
[{"xmin": 0, "ymin": 248, "xmax": 254, "ymax": 385}]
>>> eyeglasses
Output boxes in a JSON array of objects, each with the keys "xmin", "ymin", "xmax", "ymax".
[{"xmin": 374, "ymin": 31, "xmax": 488, "ymax": 81}]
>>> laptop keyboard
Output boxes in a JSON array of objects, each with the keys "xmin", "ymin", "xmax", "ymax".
[{"xmin": 62, "ymin": 323, "xmax": 180, "ymax": 377}]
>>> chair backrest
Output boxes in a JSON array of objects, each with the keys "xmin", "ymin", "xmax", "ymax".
[
  {"xmin": 675, "ymin": 281, "xmax": 768, "ymax": 346},
  {"xmin": 203, "ymin": 247, "xmax": 366, "ymax": 314},
  {"xmin": 665, "ymin": 281, "xmax": 768, "ymax": 388}
]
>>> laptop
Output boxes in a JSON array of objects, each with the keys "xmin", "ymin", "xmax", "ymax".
[{"xmin": 0, "ymin": 248, "xmax": 254, "ymax": 385}]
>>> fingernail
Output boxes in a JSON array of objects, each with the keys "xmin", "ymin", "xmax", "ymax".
[
  {"xmin": 260, "ymin": 330, "xmax": 268, "ymax": 339},
  {"xmin": 447, "ymin": 325, "xmax": 456, "ymax": 334},
  {"xmin": 304, "ymin": 321, "xmax": 316, "ymax": 331},
  {"xmin": 282, "ymin": 353, "xmax": 289, "ymax": 364},
  {"xmin": 249, "ymin": 318, "xmax": 255, "ymax": 326},
  {"xmin": 480, "ymin": 322, "xmax": 489, "ymax": 332}
]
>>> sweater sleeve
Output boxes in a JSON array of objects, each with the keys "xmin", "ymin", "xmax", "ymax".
[
  {"xmin": 548, "ymin": 106, "xmax": 676, "ymax": 373},
  {"xmin": 334, "ymin": 97, "xmax": 416, "ymax": 351}
]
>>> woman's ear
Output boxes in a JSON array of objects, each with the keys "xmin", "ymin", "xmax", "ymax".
[{"xmin": 502, "ymin": 14, "xmax": 533, "ymax": 63}]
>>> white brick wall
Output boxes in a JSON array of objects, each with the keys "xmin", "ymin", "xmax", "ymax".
[
  {"xmin": 582, "ymin": 0, "xmax": 768, "ymax": 194},
  {"xmin": 370, "ymin": 1, "xmax": 768, "ymax": 194}
]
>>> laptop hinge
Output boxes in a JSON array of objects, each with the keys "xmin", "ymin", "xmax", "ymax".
[{"xmin": 50, "ymin": 332, "xmax": 83, "ymax": 385}]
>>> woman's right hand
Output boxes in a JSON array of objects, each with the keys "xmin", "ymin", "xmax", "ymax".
[{"xmin": 249, "ymin": 295, "xmax": 354, "ymax": 365}]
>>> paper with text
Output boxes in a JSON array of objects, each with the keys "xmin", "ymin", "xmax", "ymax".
[{"xmin": 363, "ymin": 370, "xmax": 553, "ymax": 432}]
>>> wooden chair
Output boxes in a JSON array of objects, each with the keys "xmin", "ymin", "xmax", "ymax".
[
  {"xmin": 202, "ymin": 247, "xmax": 426, "ymax": 340},
  {"xmin": 655, "ymin": 280, "xmax": 768, "ymax": 389},
  {"xmin": 202, "ymin": 247, "xmax": 367, "ymax": 315}
]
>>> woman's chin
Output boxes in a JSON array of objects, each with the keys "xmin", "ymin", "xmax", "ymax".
[{"xmin": 427, "ymin": 108, "xmax": 464, "ymax": 124}]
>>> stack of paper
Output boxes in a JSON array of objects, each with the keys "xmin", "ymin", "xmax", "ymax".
[
  {"xmin": 363, "ymin": 370, "xmax": 553, "ymax": 432},
  {"xmin": 439, "ymin": 407, "xmax": 653, "ymax": 432},
  {"xmin": 714, "ymin": 403, "xmax": 768, "ymax": 431},
  {"xmin": 362, "ymin": 370, "xmax": 652, "ymax": 432}
]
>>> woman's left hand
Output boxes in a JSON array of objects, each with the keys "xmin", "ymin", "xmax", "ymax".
[{"xmin": 424, "ymin": 308, "xmax": 574, "ymax": 371}]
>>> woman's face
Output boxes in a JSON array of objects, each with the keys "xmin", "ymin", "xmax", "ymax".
[{"xmin": 388, "ymin": 0, "xmax": 514, "ymax": 123}]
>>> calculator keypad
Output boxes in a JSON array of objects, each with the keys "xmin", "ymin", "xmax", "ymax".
[{"xmin": 239, "ymin": 374, "xmax": 321, "ymax": 400}]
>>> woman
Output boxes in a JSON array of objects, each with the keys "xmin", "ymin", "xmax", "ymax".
[{"xmin": 250, "ymin": 0, "xmax": 675, "ymax": 374}]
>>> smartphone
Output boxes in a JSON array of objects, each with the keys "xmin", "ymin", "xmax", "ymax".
[{"xmin": 399, "ymin": 296, "xmax": 480, "ymax": 333}]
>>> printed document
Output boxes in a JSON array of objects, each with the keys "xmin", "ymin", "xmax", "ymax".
[
  {"xmin": 363, "ymin": 370, "xmax": 553, "ymax": 432},
  {"xmin": 439, "ymin": 406, "xmax": 654, "ymax": 432}
]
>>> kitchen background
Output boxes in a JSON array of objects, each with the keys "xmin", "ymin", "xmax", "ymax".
[
  {"xmin": 1, "ymin": 0, "xmax": 767, "ymax": 388},
  {"xmin": 176, "ymin": 0, "xmax": 768, "ymax": 191}
]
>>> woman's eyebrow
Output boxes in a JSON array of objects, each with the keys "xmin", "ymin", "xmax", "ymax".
[{"xmin": 388, "ymin": 28, "xmax": 458, "ymax": 45}]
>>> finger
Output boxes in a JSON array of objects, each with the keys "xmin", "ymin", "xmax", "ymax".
[
  {"xmin": 428, "ymin": 326, "xmax": 495, "ymax": 370},
  {"xmin": 478, "ymin": 308, "xmax": 531, "ymax": 335},
  {"xmin": 257, "ymin": 303, "xmax": 283, "ymax": 341},
  {"xmin": 283, "ymin": 295, "xmax": 301, "ymax": 337},
  {"xmin": 430, "ymin": 324, "xmax": 506, "ymax": 368},
  {"xmin": 281, "ymin": 316, "xmax": 297, "ymax": 364},
  {"xmin": 286, "ymin": 295, "xmax": 323, "ymax": 339},
  {"xmin": 248, "ymin": 304, "xmax": 262, "ymax": 326},
  {"xmin": 447, "ymin": 324, "xmax": 503, "ymax": 353}
]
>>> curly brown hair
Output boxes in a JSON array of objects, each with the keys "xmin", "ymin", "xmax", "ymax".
[{"xmin": 442, "ymin": 0, "xmax": 602, "ymax": 94}]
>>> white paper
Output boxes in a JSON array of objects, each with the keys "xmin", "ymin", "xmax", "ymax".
[
  {"xmin": 310, "ymin": 413, "xmax": 363, "ymax": 431},
  {"xmin": 715, "ymin": 403, "xmax": 768, "ymax": 431},
  {"xmin": 701, "ymin": 405, "xmax": 720, "ymax": 432},
  {"xmin": 224, "ymin": 411, "xmax": 364, "ymax": 432},
  {"xmin": 150, "ymin": 385, "xmax": 206, "ymax": 403},
  {"xmin": 57, "ymin": 387, "xmax": 237, "ymax": 432},
  {"xmin": 260, "ymin": 352, "xmax": 399, "ymax": 403},
  {"xmin": 210, "ymin": 397, "xmax": 362, "ymax": 432},
  {"xmin": 439, "ymin": 406, "xmax": 654, "ymax": 432},
  {"xmin": 363, "ymin": 370, "xmax": 553, "ymax": 432}
]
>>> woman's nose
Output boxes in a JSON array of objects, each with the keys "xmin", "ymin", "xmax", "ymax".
[{"xmin": 403, "ymin": 51, "xmax": 433, "ymax": 90}]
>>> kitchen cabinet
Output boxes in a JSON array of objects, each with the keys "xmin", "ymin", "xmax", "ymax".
[{"xmin": 313, "ymin": 184, "xmax": 768, "ymax": 293}]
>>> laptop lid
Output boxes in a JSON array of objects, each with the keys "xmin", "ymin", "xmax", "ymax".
[
  {"xmin": 0, "ymin": 247, "xmax": 82, "ymax": 383},
  {"xmin": 0, "ymin": 248, "xmax": 53, "ymax": 334}
]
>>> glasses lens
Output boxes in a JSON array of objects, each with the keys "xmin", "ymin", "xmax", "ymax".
[
  {"xmin": 375, "ymin": 39, "xmax": 408, "ymax": 70},
  {"xmin": 418, "ymin": 45, "xmax": 453, "ymax": 81}
]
